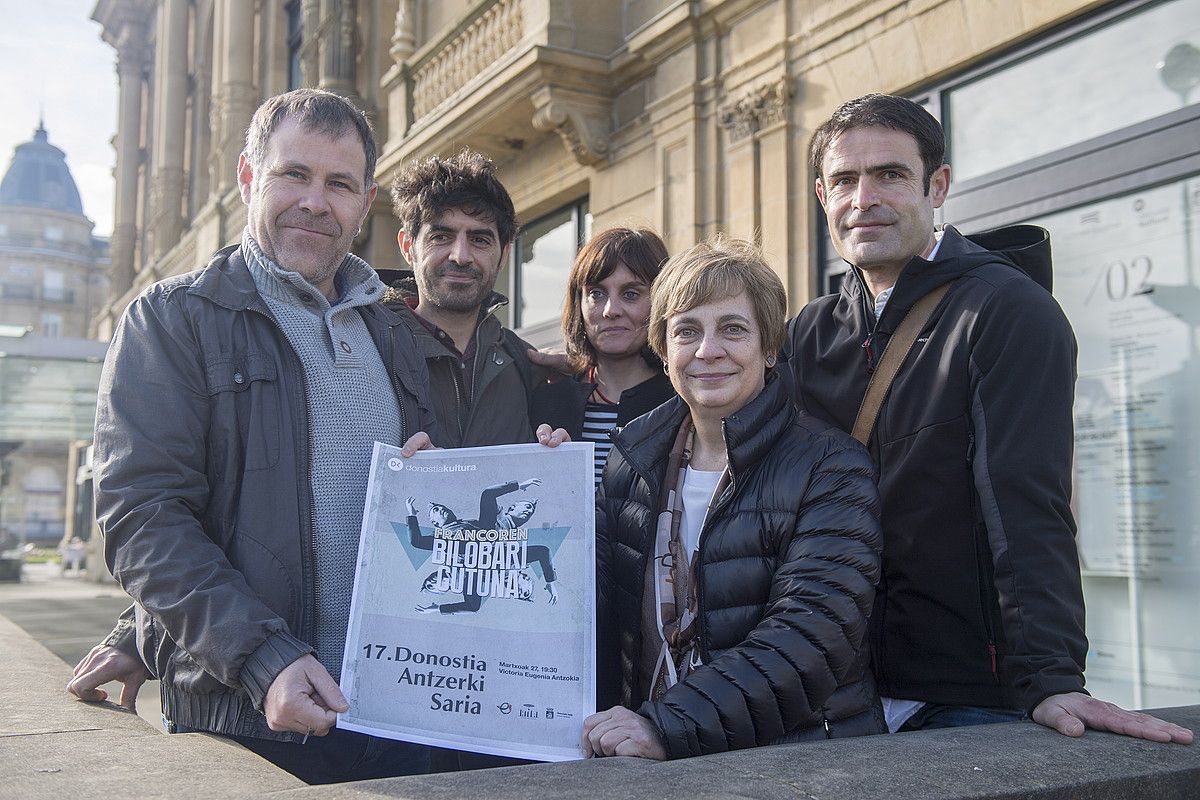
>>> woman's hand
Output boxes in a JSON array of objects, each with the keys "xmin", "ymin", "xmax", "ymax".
[
  {"xmin": 405, "ymin": 496, "xmax": 418, "ymax": 516},
  {"xmin": 400, "ymin": 431, "xmax": 438, "ymax": 456},
  {"xmin": 582, "ymin": 706, "xmax": 666, "ymax": 760},
  {"xmin": 518, "ymin": 478, "xmax": 542, "ymax": 491}
]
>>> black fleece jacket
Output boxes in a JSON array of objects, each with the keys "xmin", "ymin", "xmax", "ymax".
[{"xmin": 783, "ymin": 224, "xmax": 1086, "ymax": 714}]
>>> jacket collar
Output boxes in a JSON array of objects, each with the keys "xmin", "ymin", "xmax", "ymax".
[
  {"xmin": 189, "ymin": 243, "xmax": 406, "ymax": 326},
  {"xmin": 188, "ymin": 245, "xmax": 263, "ymax": 312},
  {"xmin": 841, "ymin": 223, "xmax": 1051, "ymax": 333},
  {"xmin": 613, "ymin": 372, "xmax": 794, "ymax": 489}
]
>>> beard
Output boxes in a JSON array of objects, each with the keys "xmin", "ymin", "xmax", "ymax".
[{"xmin": 419, "ymin": 262, "xmax": 498, "ymax": 312}]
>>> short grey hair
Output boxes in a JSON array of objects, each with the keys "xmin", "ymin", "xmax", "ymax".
[{"xmin": 243, "ymin": 88, "xmax": 377, "ymax": 188}]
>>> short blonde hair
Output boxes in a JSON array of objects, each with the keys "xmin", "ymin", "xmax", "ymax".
[{"xmin": 648, "ymin": 237, "xmax": 787, "ymax": 360}]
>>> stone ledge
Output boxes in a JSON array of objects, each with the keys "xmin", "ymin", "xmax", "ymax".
[
  {"xmin": 0, "ymin": 613, "xmax": 304, "ymax": 798},
  {"xmin": 3, "ymin": 611, "xmax": 1196, "ymax": 799}
]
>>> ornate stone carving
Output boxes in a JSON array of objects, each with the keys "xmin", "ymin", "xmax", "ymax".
[
  {"xmin": 390, "ymin": 0, "xmax": 417, "ymax": 65},
  {"xmin": 718, "ymin": 78, "xmax": 792, "ymax": 142},
  {"xmin": 530, "ymin": 86, "xmax": 610, "ymax": 167},
  {"xmin": 411, "ymin": 0, "xmax": 523, "ymax": 120}
]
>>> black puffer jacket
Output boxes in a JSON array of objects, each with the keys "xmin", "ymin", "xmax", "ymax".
[{"xmin": 596, "ymin": 374, "xmax": 885, "ymax": 758}]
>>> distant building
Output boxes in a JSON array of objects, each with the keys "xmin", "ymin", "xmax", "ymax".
[
  {"xmin": 91, "ymin": 0, "xmax": 1200, "ymax": 710},
  {"xmin": 0, "ymin": 123, "xmax": 110, "ymax": 338},
  {"xmin": 0, "ymin": 123, "xmax": 109, "ymax": 555}
]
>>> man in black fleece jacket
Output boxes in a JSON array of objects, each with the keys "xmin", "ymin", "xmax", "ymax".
[{"xmin": 784, "ymin": 93, "xmax": 1191, "ymax": 744}]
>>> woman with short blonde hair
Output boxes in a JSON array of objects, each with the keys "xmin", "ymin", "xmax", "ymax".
[{"xmin": 585, "ymin": 236, "xmax": 884, "ymax": 759}]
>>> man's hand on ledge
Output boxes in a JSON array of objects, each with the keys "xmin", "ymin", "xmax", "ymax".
[
  {"xmin": 1032, "ymin": 692, "xmax": 1194, "ymax": 744},
  {"xmin": 67, "ymin": 644, "xmax": 148, "ymax": 710}
]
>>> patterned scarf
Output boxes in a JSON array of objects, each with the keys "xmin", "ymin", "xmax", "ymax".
[{"xmin": 649, "ymin": 417, "xmax": 731, "ymax": 701}]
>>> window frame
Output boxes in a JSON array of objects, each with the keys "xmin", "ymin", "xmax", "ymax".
[
  {"xmin": 508, "ymin": 197, "xmax": 590, "ymax": 333},
  {"xmin": 816, "ymin": 0, "xmax": 1200, "ymax": 291}
]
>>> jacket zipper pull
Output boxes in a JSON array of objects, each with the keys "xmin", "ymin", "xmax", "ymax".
[
  {"xmin": 862, "ymin": 336, "xmax": 874, "ymax": 371},
  {"xmin": 988, "ymin": 642, "xmax": 998, "ymax": 674}
]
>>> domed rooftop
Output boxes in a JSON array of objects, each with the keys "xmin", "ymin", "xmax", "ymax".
[{"xmin": 0, "ymin": 122, "xmax": 84, "ymax": 216}]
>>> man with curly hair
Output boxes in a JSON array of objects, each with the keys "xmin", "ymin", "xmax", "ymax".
[{"xmin": 385, "ymin": 150, "xmax": 545, "ymax": 448}]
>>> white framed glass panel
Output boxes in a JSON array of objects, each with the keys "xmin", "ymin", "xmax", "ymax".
[
  {"xmin": 949, "ymin": 0, "xmax": 1200, "ymax": 183},
  {"xmin": 1029, "ymin": 174, "xmax": 1200, "ymax": 709}
]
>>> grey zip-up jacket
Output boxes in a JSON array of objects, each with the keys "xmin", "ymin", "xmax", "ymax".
[{"xmin": 95, "ymin": 245, "xmax": 438, "ymax": 741}]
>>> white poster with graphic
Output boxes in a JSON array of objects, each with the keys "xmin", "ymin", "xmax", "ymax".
[{"xmin": 339, "ymin": 442, "xmax": 596, "ymax": 762}]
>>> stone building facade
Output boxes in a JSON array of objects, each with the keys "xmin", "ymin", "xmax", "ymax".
[
  {"xmin": 93, "ymin": 0, "xmax": 1179, "ymax": 336},
  {"xmin": 0, "ymin": 123, "xmax": 110, "ymax": 550},
  {"xmin": 92, "ymin": 0, "xmax": 1200, "ymax": 712},
  {"xmin": 0, "ymin": 124, "xmax": 109, "ymax": 339}
]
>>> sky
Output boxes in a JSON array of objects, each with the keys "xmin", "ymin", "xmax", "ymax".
[{"xmin": 0, "ymin": 1, "xmax": 116, "ymax": 235}]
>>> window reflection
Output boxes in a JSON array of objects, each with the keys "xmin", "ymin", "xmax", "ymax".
[
  {"xmin": 1030, "ymin": 174, "xmax": 1200, "ymax": 709},
  {"xmin": 511, "ymin": 199, "xmax": 587, "ymax": 329},
  {"xmin": 949, "ymin": 0, "xmax": 1200, "ymax": 182}
]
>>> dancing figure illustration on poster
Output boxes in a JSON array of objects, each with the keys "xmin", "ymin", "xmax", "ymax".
[{"xmin": 405, "ymin": 478, "xmax": 559, "ymax": 613}]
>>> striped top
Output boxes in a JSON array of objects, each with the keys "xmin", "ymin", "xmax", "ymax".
[{"xmin": 582, "ymin": 401, "xmax": 620, "ymax": 486}]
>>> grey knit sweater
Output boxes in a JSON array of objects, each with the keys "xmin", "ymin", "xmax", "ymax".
[{"xmin": 242, "ymin": 232, "xmax": 401, "ymax": 682}]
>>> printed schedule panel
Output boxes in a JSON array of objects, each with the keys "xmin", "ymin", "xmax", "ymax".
[{"xmin": 339, "ymin": 442, "xmax": 596, "ymax": 761}]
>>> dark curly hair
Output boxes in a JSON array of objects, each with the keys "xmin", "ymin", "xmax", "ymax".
[
  {"xmin": 561, "ymin": 227, "xmax": 669, "ymax": 373},
  {"xmin": 390, "ymin": 149, "xmax": 518, "ymax": 246}
]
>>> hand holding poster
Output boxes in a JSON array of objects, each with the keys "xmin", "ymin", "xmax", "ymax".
[{"xmin": 339, "ymin": 442, "xmax": 596, "ymax": 761}]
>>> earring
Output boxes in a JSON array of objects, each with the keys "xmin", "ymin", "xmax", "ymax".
[
  {"xmin": 663, "ymin": 361, "xmax": 670, "ymax": 374},
  {"xmin": 765, "ymin": 355, "xmax": 777, "ymax": 368}
]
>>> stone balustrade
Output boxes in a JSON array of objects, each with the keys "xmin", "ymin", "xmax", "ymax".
[{"xmin": 410, "ymin": 0, "xmax": 524, "ymax": 123}]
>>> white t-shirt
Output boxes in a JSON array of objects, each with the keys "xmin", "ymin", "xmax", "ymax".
[{"xmin": 680, "ymin": 466, "xmax": 724, "ymax": 557}]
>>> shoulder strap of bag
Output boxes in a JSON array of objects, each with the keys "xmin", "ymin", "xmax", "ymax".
[{"xmin": 851, "ymin": 282, "xmax": 953, "ymax": 445}]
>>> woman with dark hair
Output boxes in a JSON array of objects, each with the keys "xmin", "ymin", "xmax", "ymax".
[
  {"xmin": 529, "ymin": 227, "xmax": 677, "ymax": 485},
  {"xmin": 583, "ymin": 237, "xmax": 884, "ymax": 760}
]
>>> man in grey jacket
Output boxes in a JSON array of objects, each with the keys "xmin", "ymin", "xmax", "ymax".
[{"xmin": 66, "ymin": 89, "xmax": 444, "ymax": 783}]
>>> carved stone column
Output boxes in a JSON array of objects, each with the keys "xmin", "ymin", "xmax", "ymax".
[
  {"xmin": 301, "ymin": 0, "xmax": 321, "ymax": 86},
  {"xmin": 717, "ymin": 77, "xmax": 793, "ymax": 259},
  {"xmin": 319, "ymin": 0, "xmax": 357, "ymax": 97},
  {"xmin": 389, "ymin": 0, "xmax": 416, "ymax": 64},
  {"xmin": 109, "ymin": 27, "xmax": 148, "ymax": 296},
  {"xmin": 213, "ymin": 0, "xmax": 257, "ymax": 192},
  {"xmin": 150, "ymin": 0, "xmax": 188, "ymax": 260}
]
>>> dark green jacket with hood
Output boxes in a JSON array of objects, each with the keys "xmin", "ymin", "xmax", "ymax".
[{"xmin": 380, "ymin": 270, "xmax": 542, "ymax": 449}]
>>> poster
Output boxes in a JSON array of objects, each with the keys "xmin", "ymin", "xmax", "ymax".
[
  {"xmin": 1033, "ymin": 175, "xmax": 1200, "ymax": 709},
  {"xmin": 1038, "ymin": 176, "xmax": 1200, "ymax": 576},
  {"xmin": 338, "ymin": 442, "xmax": 596, "ymax": 762}
]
